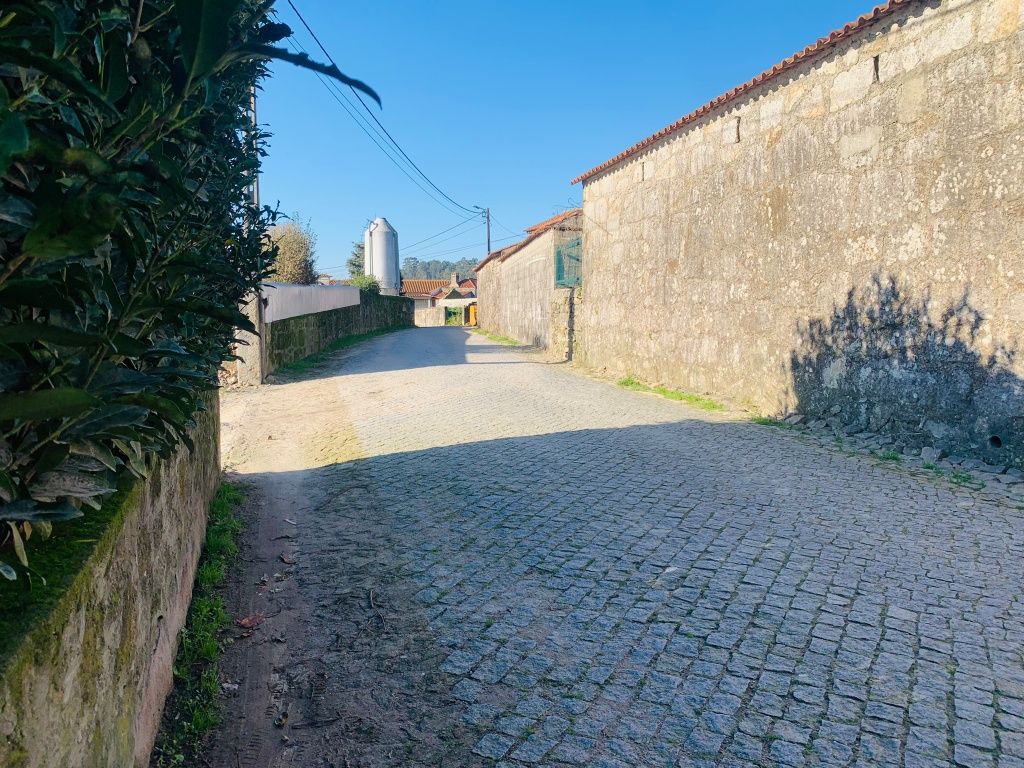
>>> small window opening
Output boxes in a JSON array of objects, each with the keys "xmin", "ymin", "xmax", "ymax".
[
  {"xmin": 734, "ymin": 116, "xmax": 741, "ymax": 143},
  {"xmin": 872, "ymin": 55, "xmax": 880, "ymax": 84},
  {"xmin": 989, "ymin": 435, "xmax": 1003, "ymax": 449}
]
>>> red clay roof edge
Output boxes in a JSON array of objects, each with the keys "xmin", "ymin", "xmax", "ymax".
[
  {"xmin": 570, "ymin": 0, "xmax": 917, "ymax": 185},
  {"xmin": 474, "ymin": 208, "xmax": 582, "ymax": 272}
]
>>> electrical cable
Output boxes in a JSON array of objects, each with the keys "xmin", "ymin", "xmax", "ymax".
[
  {"xmin": 412, "ymin": 234, "xmax": 521, "ymax": 261},
  {"xmin": 402, "ymin": 219, "xmax": 486, "ymax": 255},
  {"xmin": 487, "ymin": 212, "xmax": 522, "ymax": 238},
  {"xmin": 285, "ymin": 37, "xmax": 470, "ymax": 218},
  {"xmin": 286, "ymin": 0, "xmax": 478, "ymax": 216},
  {"xmin": 402, "ymin": 214, "xmax": 484, "ymax": 251}
]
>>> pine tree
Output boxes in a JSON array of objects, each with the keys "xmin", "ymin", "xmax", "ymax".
[{"xmin": 346, "ymin": 241, "xmax": 365, "ymax": 277}]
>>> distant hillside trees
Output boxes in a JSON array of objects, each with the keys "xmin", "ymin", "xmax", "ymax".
[
  {"xmin": 401, "ymin": 257, "xmax": 478, "ymax": 279},
  {"xmin": 269, "ymin": 218, "xmax": 318, "ymax": 284}
]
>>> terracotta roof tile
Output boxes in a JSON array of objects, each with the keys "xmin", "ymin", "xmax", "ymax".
[
  {"xmin": 525, "ymin": 209, "xmax": 583, "ymax": 234},
  {"xmin": 571, "ymin": 0, "xmax": 918, "ymax": 184},
  {"xmin": 400, "ymin": 278, "xmax": 449, "ymax": 298},
  {"xmin": 475, "ymin": 209, "xmax": 582, "ymax": 272}
]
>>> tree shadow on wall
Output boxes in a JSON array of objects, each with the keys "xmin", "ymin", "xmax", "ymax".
[{"xmin": 789, "ymin": 273, "xmax": 1022, "ymax": 467}]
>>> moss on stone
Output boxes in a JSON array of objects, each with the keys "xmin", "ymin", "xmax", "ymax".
[{"xmin": 0, "ymin": 480, "xmax": 137, "ymax": 669}]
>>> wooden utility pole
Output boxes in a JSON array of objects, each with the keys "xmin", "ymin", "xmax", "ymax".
[{"xmin": 485, "ymin": 207, "xmax": 491, "ymax": 254}]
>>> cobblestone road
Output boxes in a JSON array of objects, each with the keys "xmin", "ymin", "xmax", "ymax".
[{"xmin": 225, "ymin": 327, "xmax": 1024, "ymax": 768}]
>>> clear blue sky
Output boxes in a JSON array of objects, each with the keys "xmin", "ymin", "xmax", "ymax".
[{"xmin": 260, "ymin": 0, "xmax": 878, "ymax": 277}]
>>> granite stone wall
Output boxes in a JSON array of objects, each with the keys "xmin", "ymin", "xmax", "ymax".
[
  {"xmin": 477, "ymin": 229, "xmax": 580, "ymax": 360},
  {"xmin": 478, "ymin": 230, "xmax": 556, "ymax": 349},
  {"xmin": 264, "ymin": 291, "xmax": 413, "ymax": 373},
  {"xmin": 0, "ymin": 396, "xmax": 220, "ymax": 767},
  {"xmin": 578, "ymin": 0, "xmax": 1023, "ymax": 465}
]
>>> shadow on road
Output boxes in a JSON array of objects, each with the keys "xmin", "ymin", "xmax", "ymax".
[{"xmin": 221, "ymin": 418, "xmax": 1024, "ymax": 766}]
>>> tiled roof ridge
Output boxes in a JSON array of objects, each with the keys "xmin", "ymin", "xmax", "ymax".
[
  {"xmin": 475, "ymin": 209, "xmax": 582, "ymax": 272},
  {"xmin": 570, "ymin": 0, "xmax": 919, "ymax": 185},
  {"xmin": 525, "ymin": 208, "xmax": 583, "ymax": 234},
  {"xmin": 401, "ymin": 278, "xmax": 449, "ymax": 287}
]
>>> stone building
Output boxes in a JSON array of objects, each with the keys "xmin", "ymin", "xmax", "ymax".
[
  {"xmin": 475, "ymin": 210, "xmax": 582, "ymax": 358},
  {"xmin": 572, "ymin": 0, "xmax": 1023, "ymax": 466}
]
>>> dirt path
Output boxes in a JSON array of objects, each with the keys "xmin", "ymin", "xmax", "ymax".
[
  {"xmin": 207, "ymin": 330, "xmax": 483, "ymax": 768},
  {"xmin": 206, "ymin": 327, "xmax": 1024, "ymax": 768}
]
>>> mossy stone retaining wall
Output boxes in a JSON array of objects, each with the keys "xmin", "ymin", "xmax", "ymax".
[
  {"xmin": 264, "ymin": 291, "xmax": 413, "ymax": 373},
  {"xmin": 0, "ymin": 395, "xmax": 220, "ymax": 767}
]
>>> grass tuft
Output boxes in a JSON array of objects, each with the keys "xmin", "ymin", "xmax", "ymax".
[
  {"xmin": 877, "ymin": 450, "xmax": 902, "ymax": 462},
  {"xmin": 151, "ymin": 483, "xmax": 244, "ymax": 767},
  {"xmin": 471, "ymin": 328, "xmax": 521, "ymax": 346},
  {"xmin": 949, "ymin": 469, "xmax": 978, "ymax": 487},
  {"xmin": 617, "ymin": 376, "xmax": 725, "ymax": 412}
]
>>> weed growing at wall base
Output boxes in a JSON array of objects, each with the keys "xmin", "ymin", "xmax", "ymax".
[
  {"xmin": 151, "ymin": 483, "xmax": 244, "ymax": 767},
  {"xmin": 617, "ymin": 376, "xmax": 725, "ymax": 412},
  {"xmin": 472, "ymin": 329, "xmax": 521, "ymax": 346}
]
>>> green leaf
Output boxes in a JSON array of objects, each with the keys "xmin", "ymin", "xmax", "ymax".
[
  {"xmin": 7, "ymin": 521, "xmax": 27, "ymax": 567},
  {"xmin": 30, "ymin": 470, "xmax": 115, "ymax": 499},
  {"xmin": 102, "ymin": 34, "xmax": 130, "ymax": 102},
  {"xmin": 0, "ymin": 324, "xmax": 105, "ymax": 347},
  {"xmin": 0, "ymin": 388, "xmax": 100, "ymax": 422},
  {"xmin": 90, "ymin": 366, "xmax": 160, "ymax": 395},
  {"xmin": 171, "ymin": 299, "xmax": 254, "ymax": 332},
  {"xmin": 22, "ymin": 192, "xmax": 121, "ymax": 263},
  {"xmin": 0, "ymin": 470, "xmax": 16, "ymax": 503},
  {"xmin": 70, "ymin": 441, "xmax": 118, "ymax": 471},
  {"xmin": 117, "ymin": 393, "xmax": 185, "ymax": 423},
  {"xmin": 63, "ymin": 405, "xmax": 149, "ymax": 438},
  {"xmin": 144, "ymin": 339, "xmax": 190, "ymax": 359},
  {"xmin": 0, "ymin": 193, "xmax": 34, "ymax": 229},
  {"xmin": 0, "ymin": 111, "xmax": 28, "ymax": 175},
  {"xmin": 0, "ymin": 500, "xmax": 83, "ymax": 523},
  {"xmin": 0, "ymin": 277, "xmax": 75, "ymax": 310},
  {"xmin": 111, "ymin": 333, "xmax": 149, "ymax": 357},
  {"xmin": 0, "ymin": 45, "xmax": 115, "ymax": 113},
  {"xmin": 62, "ymin": 147, "xmax": 112, "ymax": 177},
  {"xmin": 174, "ymin": 0, "xmax": 243, "ymax": 81}
]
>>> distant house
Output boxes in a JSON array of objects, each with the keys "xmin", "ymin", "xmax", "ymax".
[
  {"xmin": 400, "ymin": 278, "xmax": 450, "ymax": 311},
  {"xmin": 401, "ymin": 273, "xmax": 478, "ymax": 326},
  {"xmin": 402, "ymin": 273, "xmax": 476, "ymax": 307}
]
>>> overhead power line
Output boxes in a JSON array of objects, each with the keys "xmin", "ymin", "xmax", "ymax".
[
  {"xmin": 412, "ymin": 234, "xmax": 521, "ymax": 261},
  {"xmin": 285, "ymin": 36, "xmax": 471, "ymax": 218},
  {"xmin": 286, "ymin": 0, "xmax": 478, "ymax": 216},
  {"xmin": 402, "ymin": 214, "xmax": 483, "ymax": 252},
  {"xmin": 403, "ymin": 219, "xmax": 485, "ymax": 256},
  {"xmin": 488, "ymin": 212, "xmax": 521, "ymax": 239}
]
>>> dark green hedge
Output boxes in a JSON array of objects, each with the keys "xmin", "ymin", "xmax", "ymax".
[{"xmin": 0, "ymin": 0, "xmax": 373, "ymax": 579}]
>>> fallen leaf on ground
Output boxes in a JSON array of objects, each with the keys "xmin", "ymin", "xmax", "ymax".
[
  {"xmin": 280, "ymin": 554, "xmax": 297, "ymax": 564},
  {"xmin": 235, "ymin": 612, "xmax": 265, "ymax": 629}
]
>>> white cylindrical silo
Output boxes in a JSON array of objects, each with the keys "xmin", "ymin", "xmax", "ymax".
[
  {"xmin": 368, "ymin": 217, "xmax": 400, "ymax": 295},
  {"xmin": 362, "ymin": 224, "xmax": 373, "ymax": 277}
]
